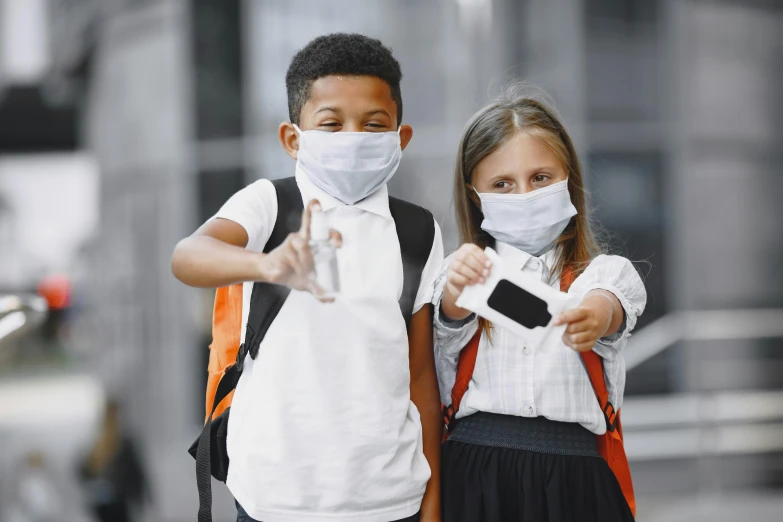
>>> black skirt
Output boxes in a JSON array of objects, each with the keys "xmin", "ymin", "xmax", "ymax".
[{"xmin": 441, "ymin": 413, "xmax": 635, "ymax": 522}]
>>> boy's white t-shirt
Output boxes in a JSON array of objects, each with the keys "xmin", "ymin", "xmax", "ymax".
[{"xmin": 212, "ymin": 168, "xmax": 443, "ymax": 522}]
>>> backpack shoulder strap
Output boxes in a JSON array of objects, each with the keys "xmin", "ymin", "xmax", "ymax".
[
  {"xmin": 388, "ymin": 196, "xmax": 435, "ymax": 331},
  {"xmin": 195, "ymin": 177, "xmax": 303, "ymax": 522},
  {"xmin": 559, "ymin": 268, "xmax": 618, "ymax": 432},
  {"xmin": 243, "ymin": 177, "xmax": 304, "ymax": 361},
  {"xmin": 564, "ymin": 267, "xmax": 635, "ymax": 515},
  {"xmin": 442, "ymin": 328, "xmax": 481, "ymax": 439}
]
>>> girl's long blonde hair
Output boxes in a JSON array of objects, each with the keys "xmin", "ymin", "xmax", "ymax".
[{"xmin": 454, "ymin": 88, "xmax": 601, "ymax": 335}]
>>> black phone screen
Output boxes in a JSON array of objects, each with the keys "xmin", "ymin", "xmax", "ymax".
[{"xmin": 486, "ymin": 279, "xmax": 551, "ymax": 329}]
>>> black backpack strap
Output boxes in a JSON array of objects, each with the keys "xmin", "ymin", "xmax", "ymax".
[
  {"xmin": 243, "ymin": 176, "xmax": 304, "ymax": 361},
  {"xmin": 195, "ymin": 177, "xmax": 302, "ymax": 522},
  {"xmin": 194, "ymin": 364, "xmax": 239, "ymax": 522},
  {"xmin": 388, "ymin": 197, "xmax": 436, "ymax": 331}
]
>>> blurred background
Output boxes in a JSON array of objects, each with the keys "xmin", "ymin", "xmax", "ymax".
[{"xmin": 0, "ymin": 0, "xmax": 781, "ymax": 521}]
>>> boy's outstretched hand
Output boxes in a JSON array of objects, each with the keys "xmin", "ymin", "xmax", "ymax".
[
  {"xmin": 553, "ymin": 289, "xmax": 624, "ymax": 352},
  {"xmin": 259, "ymin": 199, "xmax": 342, "ymax": 302}
]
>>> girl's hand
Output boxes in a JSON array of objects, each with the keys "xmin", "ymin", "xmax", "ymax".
[
  {"xmin": 441, "ymin": 244, "xmax": 492, "ymax": 321},
  {"xmin": 445, "ymin": 244, "xmax": 492, "ymax": 298},
  {"xmin": 553, "ymin": 291, "xmax": 619, "ymax": 352}
]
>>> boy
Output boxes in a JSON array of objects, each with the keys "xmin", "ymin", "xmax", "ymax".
[{"xmin": 172, "ymin": 34, "xmax": 442, "ymax": 522}]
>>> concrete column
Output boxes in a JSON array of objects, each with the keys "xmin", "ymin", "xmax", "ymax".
[
  {"xmin": 81, "ymin": 1, "xmax": 203, "ymax": 519},
  {"xmin": 664, "ymin": 0, "xmax": 783, "ymax": 393}
]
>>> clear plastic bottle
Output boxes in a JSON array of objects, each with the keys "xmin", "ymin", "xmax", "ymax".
[{"xmin": 309, "ymin": 210, "xmax": 340, "ymax": 298}]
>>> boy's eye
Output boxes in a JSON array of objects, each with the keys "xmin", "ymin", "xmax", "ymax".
[
  {"xmin": 320, "ymin": 122, "xmax": 341, "ymax": 127},
  {"xmin": 365, "ymin": 123, "xmax": 386, "ymax": 130}
]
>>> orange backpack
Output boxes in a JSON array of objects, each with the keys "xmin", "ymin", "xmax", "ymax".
[
  {"xmin": 441, "ymin": 269, "xmax": 636, "ymax": 517},
  {"xmin": 188, "ymin": 177, "xmax": 437, "ymax": 522}
]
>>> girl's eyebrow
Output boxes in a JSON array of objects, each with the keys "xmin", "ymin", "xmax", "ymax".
[
  {"xmin": 525, "ymin": 165, "xmax": 561, "ymax": 174},
  {"xmin": 483, "ymin": 172, "xmax": 516, "ymax": 183}
]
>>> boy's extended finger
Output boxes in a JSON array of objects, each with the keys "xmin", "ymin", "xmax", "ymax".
[{"xmin": 299, "ymin": 199, "xmax": 322, "ymax": 239}]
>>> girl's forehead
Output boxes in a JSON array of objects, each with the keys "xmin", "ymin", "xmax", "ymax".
[{"xmin": 475, "ymin": 133, "xmax": 564, "ymax": 177}]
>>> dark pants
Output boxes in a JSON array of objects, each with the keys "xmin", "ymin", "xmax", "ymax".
[{"xmin": 236, "ymin": 501, "xmax": 420, "ymax": 522}]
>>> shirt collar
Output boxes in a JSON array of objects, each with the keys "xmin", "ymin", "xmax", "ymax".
[
  {"xmin": 294, "ymin": 166, "xmax": 392, "ymax": 221},
  {"xmin": 496, "ymin": 241, "xmax": 557, "ymax": 271}
]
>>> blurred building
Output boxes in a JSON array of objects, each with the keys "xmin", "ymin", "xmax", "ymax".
[{"xmin": 0, "ymin": 0, "xmax": 777, "ymax": 521}]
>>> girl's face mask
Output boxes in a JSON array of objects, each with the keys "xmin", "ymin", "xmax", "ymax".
[
  {"xmin": 294, "ymin": 125, "xmax": 402, "ymax": 205},
  {"xmin": 474, "ymin": 179, "xmax": 577, "ymax": 256}
]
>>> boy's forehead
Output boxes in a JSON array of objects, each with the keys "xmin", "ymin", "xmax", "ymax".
[{"xmin": 304, "ymin": 75, "xmax": 397, "ymax": 115}]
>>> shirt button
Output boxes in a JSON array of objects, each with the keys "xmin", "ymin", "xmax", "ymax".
[
  {"xmin": 523, "ymin": 346, "xmax": 533, "ymax": 356},
  {"xmin": 522, "ymin": 405, "xmax": 535, "ymax": 416}
]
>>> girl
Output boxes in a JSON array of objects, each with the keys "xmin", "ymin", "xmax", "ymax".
[{"xmin": 434, "ymin": 90, "xmax": 646, "ymax": 522}]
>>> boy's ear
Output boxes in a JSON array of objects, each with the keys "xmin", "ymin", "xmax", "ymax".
[
  {"xmin": 399, "ymin": 124, "xmax": 413, "ymax": 151},
  {"xmin": 279, "ymin": 122, "xmax": 299, "ymax": 160}
]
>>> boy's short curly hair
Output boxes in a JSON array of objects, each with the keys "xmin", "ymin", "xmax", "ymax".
[{"xmin": 285, "ymin": 33, "xmax": 403, "ymax": 125}]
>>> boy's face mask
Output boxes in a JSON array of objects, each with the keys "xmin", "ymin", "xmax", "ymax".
[
  {"xmin": 474, "ymin": 179, "xmax": 578, "ymax": 256},
  {"xmin": 294, "ymin": 125, "xmax": 402, "ymax": 205}
]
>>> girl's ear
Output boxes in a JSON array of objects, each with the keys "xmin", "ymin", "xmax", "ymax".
[{"xmin": 467, "ymin": 183, "xmax": 482, "ymax": 210}]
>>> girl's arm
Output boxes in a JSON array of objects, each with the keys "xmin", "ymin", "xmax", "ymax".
[
  {"xmin": 408, "ymin": 304, "xmax": 441, "ymax": 522},
  {"xmin": 555, "ymin": 255, "xmax": 647, "ymax": 353},
  {"xmin": 554, "ymin": 289, "xmax": 625, "ymax": 352},
  {"xmin": 432, "ymin": 247, "xmax": 485, "ymax": 405}
]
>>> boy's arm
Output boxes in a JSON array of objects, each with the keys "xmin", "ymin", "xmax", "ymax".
[
  {"xmin": 171, "ymin": 201, "xmax": 341, "ymax": 294},
  {"xmin": 171, "ymin": 218, "xmax": 263, "ymax": 288},
  {"xmin": 408, "ymin": 304, "xmax": 441, "ymax": 522}
]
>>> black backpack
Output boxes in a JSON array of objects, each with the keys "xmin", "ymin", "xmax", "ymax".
[{"xmin": 189, "ymin": 177, "xmax": 436, "ymax": 522}]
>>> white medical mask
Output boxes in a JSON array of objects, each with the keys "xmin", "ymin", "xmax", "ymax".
[
  {"xmin": 475, "ymin": 179, "xmax": 577, "ymax": 256},
  {"xmin": 294, "ymin": 124, "xmax": 402, "ymax": 205}
]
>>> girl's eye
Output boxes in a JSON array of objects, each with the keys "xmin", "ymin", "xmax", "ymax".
[
  {"xmin": 493, "ymin": 181, "xmax": 511, "ymax": 190},
  {"xmin": 533, "ymin": 174, "xmax": 549, "ymax": 184}
]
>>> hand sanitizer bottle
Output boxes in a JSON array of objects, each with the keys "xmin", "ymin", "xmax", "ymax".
[{"xmin": 309, "ymin": 210, "xmax": 340, "ymax": 298}]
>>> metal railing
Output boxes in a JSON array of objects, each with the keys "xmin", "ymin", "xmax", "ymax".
[
  {"xmin": 622, "ymin": 308, "xmax": 783, "ymax": 462},
  {"xmin": 0, "ymin": 293, "xmax": 48, "ymax": 347},
  {"xmin": 625, "ymin": 308, "xmax": 783, "ymax": 370}
]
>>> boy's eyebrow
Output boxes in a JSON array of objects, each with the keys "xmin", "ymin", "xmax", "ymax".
[
  {"xmin": 314, "ymin": 106, "xmax": 341, "ymax": 114},
  {"xmin": 366, "ymin": 109, "xmax": 392, "ymax": 117}
]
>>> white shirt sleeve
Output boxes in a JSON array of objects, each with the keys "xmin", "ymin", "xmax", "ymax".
[
  {"xmin": 412, "ymin": 219, "xmax": 444, "ymax": 314},
  {"xmin": 431, "ymin": 252, "xmax": 480, "ymax": 405},
  {"xmin": 212, "ymin": 179, "xmax": 278, "ymax": 252},
  {"xmin": 567, "ymin": 254, "xmax": 647, "ymax": 354}
]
